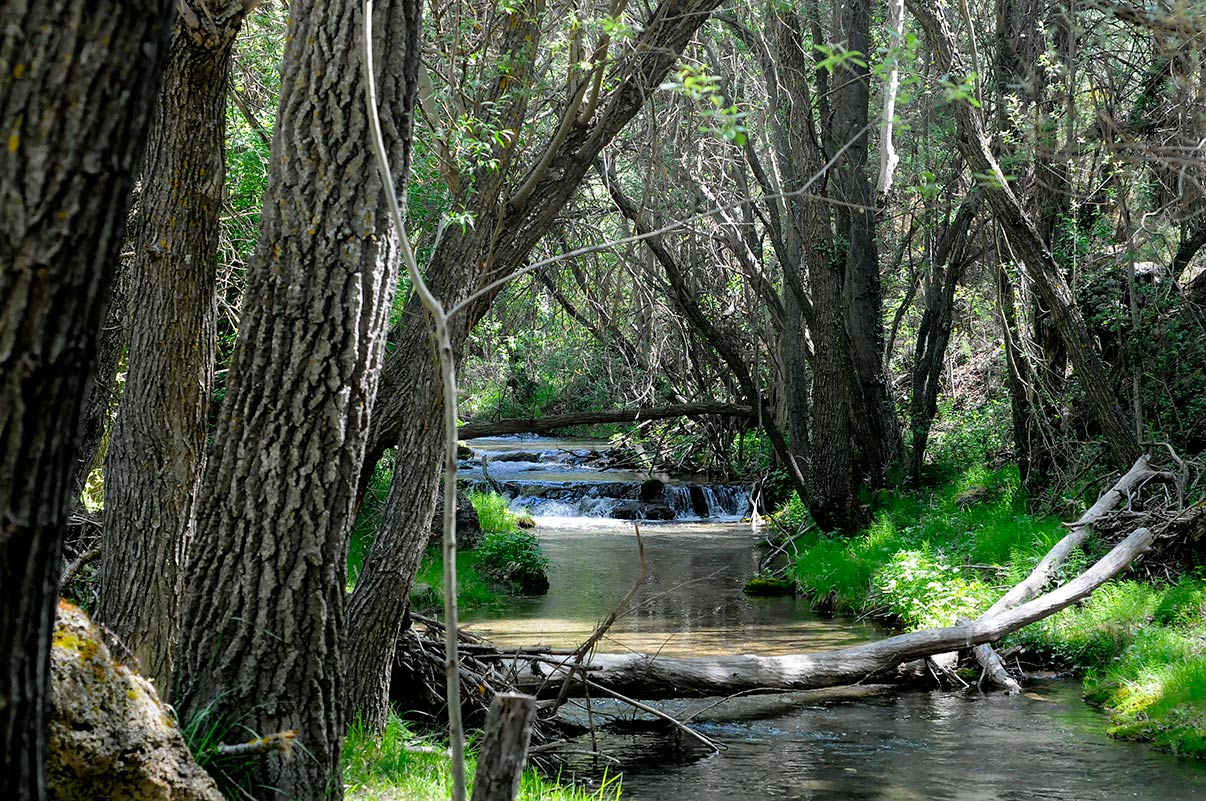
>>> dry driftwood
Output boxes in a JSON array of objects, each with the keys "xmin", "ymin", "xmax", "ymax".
[
  {"xmin": 964, "ymin": 455, "xmax": 1168, "ymax": 689},
  {"xmin": 510, "ymin": 526, "xmax": 1153, "ymax": 700}
]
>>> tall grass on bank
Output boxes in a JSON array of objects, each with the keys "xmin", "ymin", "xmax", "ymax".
[
  {"xmin": 344, "ymin": 715, "xmax": 621, "ymax": 801},
  {"xmin": 787, "ymin": 463, "xmax": 1206, "ymax": 757}
]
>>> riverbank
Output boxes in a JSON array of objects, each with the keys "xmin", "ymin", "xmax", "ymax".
[
  {"xmin": 786, "ymin": 463, "xmax": 1206, "ymax": 757},
  {"xmin": 344, "ymin": 715, "xmax": 620, "ymax": 801}
]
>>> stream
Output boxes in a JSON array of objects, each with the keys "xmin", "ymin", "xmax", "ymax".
[{"xmin": 459, "ymin": 436, "xmax": 1206, "ymax": 800}]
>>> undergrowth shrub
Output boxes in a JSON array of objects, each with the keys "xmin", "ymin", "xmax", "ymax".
[{"xmin": 475, "ymin": 530, "xmax": 550, "ymax": 594}]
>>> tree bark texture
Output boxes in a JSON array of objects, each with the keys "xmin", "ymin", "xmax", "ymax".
[
  {"xmin": 829, "ymin": 0, "xmax": 900, "ymax": 483},
  {"xmin": 469, "ymin": 694, "xmax": 537, "ymax": 801},
  {"xmin": 344, "ymin": 0, "xmax": 724, "ymax": 732},
  {"xmin": 907, "ymin": 0, "xmax": 1141, "ymax": 468},
  {"xmin": 99, "ymin": 0, "xmax": 251, "ymax": 697},
  {"xmin": 173, "ymin": 0, "xmax": 420, "ymax": 797},
  {"xmin": 768, "ymin": 10, "xmax": 868, "ymax": 533},
  {"xmin": 0, "ymin": 3, "xmax": 173, "ymax": 799}
]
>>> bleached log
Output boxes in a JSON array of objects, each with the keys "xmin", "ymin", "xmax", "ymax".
[{"xmin": 514, "ymin": 527, "xmax": 1153, "ymax": 699}]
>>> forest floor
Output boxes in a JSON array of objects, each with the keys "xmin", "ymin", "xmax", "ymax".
[{"xmin": 786, "ymin": 461, "xmax": 1206, "ymax": 757}]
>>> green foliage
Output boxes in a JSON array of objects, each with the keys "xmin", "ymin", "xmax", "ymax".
[
  {"xmin": 414, "ymin": 549, "xmax": 501, "ymax": 612},
  {"xmin": 660, "ymin": 64, "xmax": 748, "ymax": 145},
  {"xmin": 474, "ymin": 530, "xmax": 550, "ymax": 594},
  {"xmin": 181, "ymin": 698, "xmax": 259, "ymax": 798},
  {"xmin": 469, "ymin": 490, "xmax": 520, "ymax": 535},
  {"xmin": 871, "ymin": 546, "xmax": 994, "ymax": 628},
  {"xmin": 344, "ymin": 714, "xmax": 622, "ymax": 800}
]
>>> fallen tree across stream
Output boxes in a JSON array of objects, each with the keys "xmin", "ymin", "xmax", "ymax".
[
  {"xmin": 458, "ymin": 402, "xmax": 756, "ymax": 439},
  {"xmin": 506, "ymin": 525, "xmax": 1155, "ymax": 700}
]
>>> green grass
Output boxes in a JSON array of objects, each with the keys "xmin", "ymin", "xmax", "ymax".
[
  {"xmin": 344, "ymin": 715, "xmax": 622, "ymax": 801},
  {"xmin": 469, "ymin": 489, "xmax": 521, "ymax": 535},
  {"xmin": 410, "ymin": 491, "xmax": 550, "ymax": 611},
  {"xmin": 787, "ymin": 462, "xmax": 1206, "ymax": 757},
  {"xmin": 413, "ymin": 548, "xmax": 502, "ymax": 612}
]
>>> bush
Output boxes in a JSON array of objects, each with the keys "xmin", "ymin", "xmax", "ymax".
[{"xmin": 474, "ymin": 530, "xmax": 550, "ymax": 595}]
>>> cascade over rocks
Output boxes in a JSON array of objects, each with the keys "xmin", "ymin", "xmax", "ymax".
[{"xmin": 47, "ymin": 602, "xmax": 222, "ymax": 801}]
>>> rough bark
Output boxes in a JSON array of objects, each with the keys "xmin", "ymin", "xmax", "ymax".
[
  {"xmin": 99, "ymin": 0, "xmax": 251, "ymax": 697},
  {"xmin": 345, "ymin": 0, "xmax": 724, "ymax": 732},
  {"xmin": 768, "ymin": 10, "xmax": 867, "ymax": 532},
  {"xmin": 469, "ymin": 694, "xmax": 537, "ymax": 801},
  {"xmin": 0, "ymin": 4, "xmax": 172, "ymax": 799},
  {"xmin": 830, "ymin": 0, "xmax": 900, "ymax": 484},
  {"xmin": 459, "ymin": 403, "xmax": 756, "ymax": 439},
  {"xmin": 908, "ymin": 0, "xmax": 1141, "ymax": 467},
  {"xmin": 173, "ymin": 0, "xmax": 420, "ymax": 797},
  {"xmin": 516, "ymin": 525, "xmax": 1154, "ymax": 699}
]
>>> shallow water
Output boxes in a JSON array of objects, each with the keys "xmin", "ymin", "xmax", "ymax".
[{"xmin": 460, "ymin": 437, "xmax": 1206, "ymax": 800}]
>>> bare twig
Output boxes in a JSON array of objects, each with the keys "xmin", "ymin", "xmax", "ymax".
[
  {"xmin": 362, "ymin": 5, "xmax": 466, "ymax": 798},
  {"xmin": 214, "ymin": 729, "xmax": 298, "ymax": 758}
]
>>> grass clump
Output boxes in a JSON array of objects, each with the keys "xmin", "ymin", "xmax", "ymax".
[
  {"xmin": 411, "ymin": 491, "xmax": 550, "ymax": 610},
  {"xmin": 470, "ymin": 489, "xmax": 521, "ymax": 535},
  {"xmin": 344, "ymin": 715, "xmax": 621, "ymax": 801}
]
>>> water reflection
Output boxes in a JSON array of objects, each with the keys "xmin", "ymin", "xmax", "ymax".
[
  {"xmin": 463, "ymin": 519, "xmax": 880, "ymax": 655},
  {"xmin": 457, "ymin": 444, "xmax": 1206, "ymax": 801}
]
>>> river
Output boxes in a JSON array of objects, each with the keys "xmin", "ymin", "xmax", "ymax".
[{"xmin": 459, "ymin": 436, "xmax": 1206, "ymax": 800}]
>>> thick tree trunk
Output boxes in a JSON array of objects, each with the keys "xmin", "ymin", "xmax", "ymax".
[
  {"xmin": 99, "ymin": 0, "xmax": 249, "ymax": 696},
  {"xmin": 345, "ymin": 0, "xmax": 725, "ymax": 732},
  {"xmin": 830, "ymin": 0, "xmax": 900, "ymax": 483},
  {"xmin": 516, "ymin": 525, "xmax": 1154, "ymax": 699},
  {"xmin": 767, "ymin": 10, "xmax": 866, "ymax": 532},
  {"xmin": 0, "ymin": 4, "xmax": 173, "ymax": 799},
  {"xmin": 173, "ymin": 0, "xmax": 420, "ymax": 797},
  {"xmin": 908, "ymin": 0, "xmax": 1141, "ymax": 468},
  {"xmin": 459, "ymin": 403, "xmax": 756, "ymax": 439}
]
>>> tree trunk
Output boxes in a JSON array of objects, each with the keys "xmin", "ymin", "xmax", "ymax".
[
  {"xmin": 907, "ymin": 0, "xmax": 1141, "ymax": 468},
  {"xmin": 908, "ymin": 196, "xmax": 978, "ymax": 480},
  {"xmin": 469, "ymin": 694, "xmax": 537, "ymax": 801},
  {"xmin": 830, "ymin": 0, "xmax": 900, "ymax": 483},
  {"xmin": 173, "ymin": 0, "xmax": 421, "ymax": 797},
  {"xmin": 0, "ymin": 3, "xmax": 173, "ymax": 799},
  {"xmin": 344, "ymin": 0, "xmax": 725, "ymax": 732},
  {"xmin": 99, "ymin": 0, "xmax": 250, "ymax": 696},
  {"xmin": 767, "ymin": 10, "xmax": 866, "ymax": 532}
]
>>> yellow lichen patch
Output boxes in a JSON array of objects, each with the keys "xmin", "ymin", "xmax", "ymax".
[
  {"xmin": 8, "ymin": 134, "xmax": 18, "ymax": 153},
  {"xmin": 12, "ymin": 63, "xmax": 23, "ymax": 79},
  {"xmin": 52, "ymin": 628, "xmax": 101, "ymax": 662}
]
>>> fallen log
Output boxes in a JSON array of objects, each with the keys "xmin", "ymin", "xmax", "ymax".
[
  {"xmin": 965, "ymin": 454, "xmax": 1168, "ymax": 689},
  {"xmin": 511, "ymin": 527, "xmax": 1153, "ymax": 699},
  {"xmin": 458, "ymin": 402, "xmax": 755, "ymax": 439}
]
